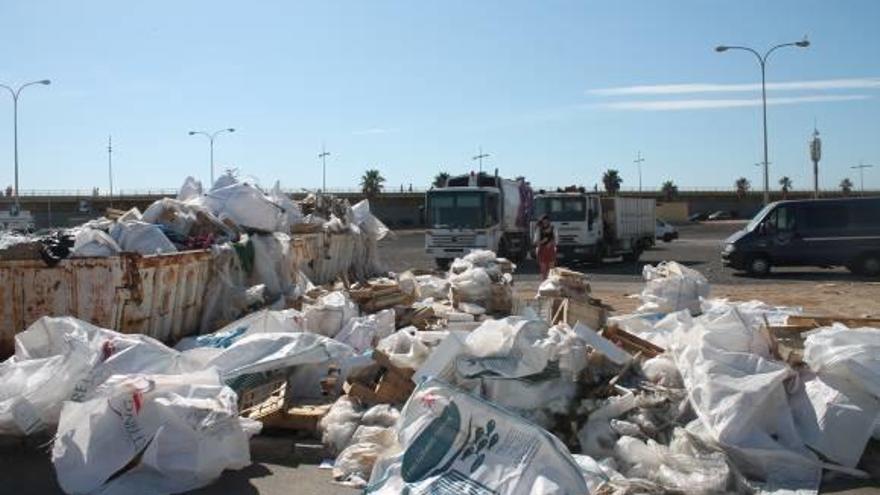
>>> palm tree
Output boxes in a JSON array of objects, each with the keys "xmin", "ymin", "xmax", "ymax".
[
  {"xmin": 661, "ymin": 180, "xmax": 678, "ymax": 201},
  {"xmin": 433, "ymin": 171, "xmax": 450, "ymax": 188},
  {"xmin": 360, "ymin": 169, "xmax": 386, "ymax": 198},
  {"xmin": 602, "ymin": 169, "xmax": 622, "ymax": 195},
  {"xmin": 840, "ymin": 177, "xmax": 854, "ymax": 196},
  {"xmin": 735, "ymin": 177, "xmax": 751, "ymax": 199},
  {"xmin": 778, "ymin": 176, "xmax": 792, "ymax": 199}
]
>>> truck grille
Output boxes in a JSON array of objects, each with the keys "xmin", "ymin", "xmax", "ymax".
[
  {"xmin": 429, "ymin": 234, "xmax": 477, "ymax": 247},
  {"xmin": 558, "ymin": 234, "xmax": 578, "ymax": 245}
]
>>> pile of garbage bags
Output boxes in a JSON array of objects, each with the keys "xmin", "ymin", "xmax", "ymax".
[{"xmin": 2, "ymin": 253, "xmax": 879, "ymax": 495}]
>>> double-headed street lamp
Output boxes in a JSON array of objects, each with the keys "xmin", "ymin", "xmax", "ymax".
[
  {"xmin": 188, "ymin": 128, "xmax": 235, "ymax": 186},
  {"xmin": 715, "ymin": 39, "xmax": 810, "ymax": 205},
  {"xmin": 1, "ymin": 79, "xmax": 51, "ymax": 214}
]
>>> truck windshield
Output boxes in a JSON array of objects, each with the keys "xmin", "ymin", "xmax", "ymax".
[
  {"xmin": 534, "ymin": 196, "xmax": 586, "ymax": 222},
  {"xmin": 427, "ymin": 191, "xmax": 494, "ymax": 228}
]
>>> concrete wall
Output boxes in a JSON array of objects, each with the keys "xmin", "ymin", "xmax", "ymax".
[{"xmin": 4, "ymin": 189, "xmax": 877, "ymax": 229}]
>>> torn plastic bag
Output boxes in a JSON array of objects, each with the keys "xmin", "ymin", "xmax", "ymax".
[
  {"xmin": 270, "ymin": 180, "xmax": 303, "ymax": 229},
  {"xmin": 321, "ymin": 396, "xmax": 364, "ymax": 455},
  {"xmin": 641, "ymin": 354, "xmax": 683, "ymax": 388},
  {"xmin": 70, "ymin": 228, "xmax": 120, "ymax": 257},
  {"xmin": 637, "ymin": 261, "xmax": 709, "ymax": 315},
  {"xmin": 177, "ymin": 175, "xmax": 203, "ymax": 201},
  {"xmin": 303, "ymin": 291, "xmax": 359, "ymax": 338},
  {"xmin": 365, "ymin": 378, "xmax": 588, "ymax": 495},
  {"xmin": 334, "ymin": 425, "xmax": 398, "ymax": 486},
  {"xmin": 335, "ymin": 309, "xmax": 396, "ymax": 354},
  {"xmin": 613, "ymin": 431, "xmax": 737, "ymax": 494},
  {"xmin": 110, "ymin": 220, "xmax": 177, "ymax": 255},
  {"xmin": 197, "ymin": 331, "xmax": 354, "ymax": 380},
  {"xmin": 52, "ymin": 369, "xmax": 254, "ymax": 495},
  {"xmin": 376, "ymin": 327, "xmax": 432, "ymax": 370},
  {"xmin": 176, "ymin": 308, "xmax": 305, "ymax": 351}
]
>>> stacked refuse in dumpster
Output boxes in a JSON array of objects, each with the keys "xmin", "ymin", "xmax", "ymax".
[
  {"xmin": 0, "ymin": 172, "xmax": 391, "ymax": 351},
  {"xmin": 1, "ymin": 255, "xmax": 879, "ymax": 494}
]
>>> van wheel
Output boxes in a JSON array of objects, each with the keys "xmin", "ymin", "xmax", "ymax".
[
  {"xmin": 854, "ymin": 254, "xmax": 880, "ymax": 277},
  {"xmin": 746, "ymin": 256, "xmax": 771, "ymax": 276},
  {"xmin": 435, "ymin": 258, "xmax": 452, "ymax": 271},
  {"xmin": 663, "ymin": 233, "xmax": 673, "ymax": 243}
]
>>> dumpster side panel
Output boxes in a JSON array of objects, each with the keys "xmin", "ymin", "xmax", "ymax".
[{"xmin": 0, "ymin": 251, "xmax": 214, "ymax": 358}]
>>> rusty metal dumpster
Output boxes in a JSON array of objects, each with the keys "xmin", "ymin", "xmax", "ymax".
[{"xmin": 0, "ymin": 251, "xmax": 212, "ymax": 357}]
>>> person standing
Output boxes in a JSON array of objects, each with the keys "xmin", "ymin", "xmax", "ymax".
[{"xmin": 535, "ymin": 214, "xmax": 557, "ymax": 279}]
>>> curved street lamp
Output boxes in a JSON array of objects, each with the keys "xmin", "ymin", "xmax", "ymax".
[
  {"xmin": 188, "ymin": 128, "xmax": 235, "ymax": 186},
  {"xmin": 715, "ymin": 39, "xmax": 810, "ymax": 205},
  {"xmin": 0, "ymin": 79, "xmax": 51, "ymax": 214}
]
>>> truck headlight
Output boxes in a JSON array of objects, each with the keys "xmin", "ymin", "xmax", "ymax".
[{"xmin": 723, "ymin": 243, "xmax": 735, "ymax": 254}]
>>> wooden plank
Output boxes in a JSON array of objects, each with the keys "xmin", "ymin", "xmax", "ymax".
[{"xmin": 786, "ymin": 315, "xmax": 880, "ymax": 329}]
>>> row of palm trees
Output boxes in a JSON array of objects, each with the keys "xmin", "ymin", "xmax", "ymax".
[
  {"xmin": 733, "ymin": 176, "xmax": 857, "ymax": 199},
  {"xmin": 357, "ymin": 168, "xmax": 860, "ymax": 199}
]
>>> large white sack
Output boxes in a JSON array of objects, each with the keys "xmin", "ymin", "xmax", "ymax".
[
  {"xmin": 671, "ymin": 307, "xmax": 821, "ymax": 490},
  {"xmin": 203, "ymin": 181, "xmax": 284, "ymax": 232},
  {"xmin": 303, "ymin": 291, "xmax": 359, "ymax": 338},
  {"xmin": 0, "ymin": 317, "xmax": 202, "ymax": 435},
  {"xmin": 52, "ymin": 369, "xmax": 254, "ymax": 494},
  {"xmin": 365, "ymin": 378, "xmax": 588, "ymax": 495},
  {"xmin": 175, "ymin": 308, "xmax": 305, "ymax": 351},
  {"xmin": 458, "ymin": 317, "xmax": 552, "ymax": 379},
  {"xmin": 70, "ymin": 228, "xmax": 120, "ymax": 257},
  {"xmin": 199, "ymin": 331, "xmax": 354, "ymax": 379},
  {"xmin": 637, "ymin": 261, "xmax": 709, "ymax": 315},
  {"xmin": 110, "ymin": 220, "xmax": 177, "ymax": 255},
  {"xmin": 792, "ymin": 324, "xmax": 880, "ymax": 467}
]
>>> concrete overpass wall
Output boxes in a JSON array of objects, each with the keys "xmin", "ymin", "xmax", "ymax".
[{"xmin": 3, "ymin": 189, "xmax": 876, "ymax": 229}]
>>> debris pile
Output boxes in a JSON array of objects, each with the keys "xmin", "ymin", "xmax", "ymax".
[{"xmin": 2, "ymin": 244, "xmax": 879, "ymax": 494}]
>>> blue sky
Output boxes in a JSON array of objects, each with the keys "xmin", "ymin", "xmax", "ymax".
[{"xmin": 1, "ymin": 0, "xmax": 878, "ymax": 192}]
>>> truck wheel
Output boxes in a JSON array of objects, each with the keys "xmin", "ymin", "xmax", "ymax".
[
  {"xmin": 852, "ymin": 254, "xmax": 880, "ymax": 277},
  {"xmin": 746, "ymin": 256, "xmax": 771, "ymax": 276},
  {"xmin": 435, "ymin": 258, "xmax": 452, "ymax": 271}
]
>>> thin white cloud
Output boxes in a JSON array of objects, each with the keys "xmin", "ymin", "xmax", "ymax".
[
  {"xmin": 588, "ymin": 77, "xmax": 880, "ymax": 96},
  {"xmin": 352, "ymin": 127, "xmax": 398, "ymax": 135},
  {"xmin": 600, "ymin": 94, "xmax": 871, "ymax": 111}
]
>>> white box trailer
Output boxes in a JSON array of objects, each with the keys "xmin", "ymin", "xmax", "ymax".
[{"xmin": 532, "ymin": 192, "xmax": 655, "ymax": 263}]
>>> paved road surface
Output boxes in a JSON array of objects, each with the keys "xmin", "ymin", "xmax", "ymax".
[{"xmin": 385, "ymin": 221, "xmax": 868, "ymax": 285}]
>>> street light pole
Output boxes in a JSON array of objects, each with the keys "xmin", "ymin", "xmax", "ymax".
[
  {"xmin": 188, "ymin": 128, "xmax": 235, "ymax": 186},
  {"xmin": 851, "ymin": 162, "xmax": 874, "ymax": 196},
  {"xmin": 716, "ymin": 39, "xmax": 810, "ymax": 206},
  {"xmin": 0, "ymin": 79, "xmax": 51, "ymax": 215},
  {"xmin": 472, "ymin": 146, "xmax": 490, "ymax": 173},
  {"xmin": 318, "ymin": 145, "xmax": 330, "ymax": 192},
  {"xmin": 108, "ymin": 135, "xmax": 114, "ymax": 208},
  {"xmin": 633, "ymin": 151, "xmax": 645, "ymax": 192}
]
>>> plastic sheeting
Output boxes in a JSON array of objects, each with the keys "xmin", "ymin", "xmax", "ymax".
[
  {"xmin": 110, "ymin": 221, "xmax": 177, "ymax": 255},
  {"xmin": 70, "ymin": 228, "xmax": 120, "ymax": 258},
  {"xmin": 365, "ymin": 378, "xmax": 588, "ymax": 495}
]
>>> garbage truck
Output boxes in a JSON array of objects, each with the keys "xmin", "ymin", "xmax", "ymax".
[
  {"xmin": 425, "ymin": 171, "xmax": 533, "ymax": 268},
  {"xmin": 531, "ymin": 189, "xmax": 655, "ymax": 263}
]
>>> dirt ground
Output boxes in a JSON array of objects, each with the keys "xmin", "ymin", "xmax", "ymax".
[{"xmin": 541, "ymin": 280, "xmax": 880, "ymax": 318}]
